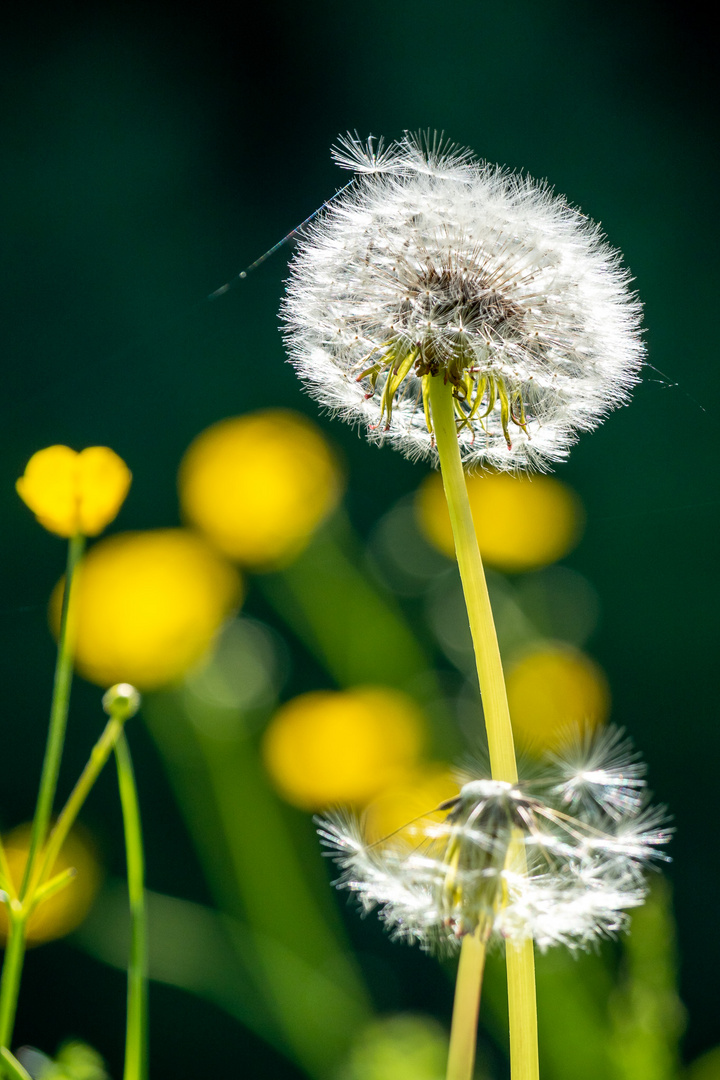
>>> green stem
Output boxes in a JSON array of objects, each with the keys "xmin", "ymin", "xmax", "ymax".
[
  {"xmin": 446, "ymin": 933, "xmax": 486, "ymax": 1080},
  {"xmin": 428, "ymin": 375, "xmax": 538, "ymax": 1080},
  {"xmin": 0, "ymin": 921, "xmax": 26, "ymax": 1053},
  {"xmin": 32, "ymin": 712, "xmax": 127, "ymax": 897},
  {"xmin": 1, "ymin": 1047, "xmax": 33, "ymax": 1080},
  {"xmin": 427, "ymin": 378, "xmax": 517, "ymax": 782},
  {"xmin": 20, "ymin": 533, "xmax": 85, "ymax": 898},
  {"xmin": 507, "ymin": 940, "xmax": 539, "ymax": 1080},
  {"xmin": 114, "ymin": 731, "xmax": 148, "ymax": 1080}
]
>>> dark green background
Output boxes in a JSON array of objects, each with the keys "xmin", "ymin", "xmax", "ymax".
[{"xmin": 1, "ymin": 2, "xmax": 717, "ymax": 1076}]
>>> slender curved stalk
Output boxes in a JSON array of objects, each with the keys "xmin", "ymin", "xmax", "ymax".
[
  {"xmin": 1, "ymin": 1047, "xmax": 33, "ymax": 1080},
  {"xmin": 20, "ymin": 533, "xmax": 85, "ymax": 898},
  {"xmin": 428, "ymin": 375, "xmax": 538, "ymax": 1080},
  {"xmin": 114, "ymin": 731, "xmax": 148, "ymax": 1080},
  {"xmin": 506, "ymin": 939, "xmax": 539, "ymax": 1080},
  {"xmin": 1, "ymin": 535, "xmax": 85, "ymax": 1063},
  {"xmin": 32, "ymin": 711, "xmax": 127, "ymax": 898},
  {"xmin": 427, "ymin": 378, "xmax": 517, "ymax": 783},
  {"xmin": 446, "ymin": 933, "xmax": 486, "ymax": 1080}
]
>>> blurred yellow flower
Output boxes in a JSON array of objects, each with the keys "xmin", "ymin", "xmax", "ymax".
[
  {"xmin": 416, "ymin": 470, "xmax": 583, "ymax": 573},
  {"xmin": 16, "ymin": 445, "xmax": 131, "ymax": 538},
  {"xmin": 506, "ymin": 645, "xmax": 610, "ymax": 751},
  {"xmin": 178, "ymin": 410, "xmax": 343, "ymax": 569},
  {"xmin": 262, "ymin": 687, "xmax": 425, "ymax": 810},
  {"xmin": 363, "ymin": 763, "xmax": 459, "ymax": 845},
  {"xmin": 0, "ymin": 825, "xmax": 101, "ymax": 946},
  {"xmin": 50, "ymin": 529, "xmax": 241, "ymax": 689}
]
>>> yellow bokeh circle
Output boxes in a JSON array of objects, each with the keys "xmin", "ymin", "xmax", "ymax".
[
  {"xmin": 51, "ymin": 529, "xmax": 242, "ymax": 690},
  {"xmin": 363, "ymin": 763, "xmax": 459, "ymax": 845},
  {"xmin": 416, "ymin": 471, "xmax": 583, "ymax": 573},
  {"xmin": 178, "ymin": 410, "xmax": 343, "ymax": 569},
  {"xmin": 0, "ymin": 825, "xmax": 101, "ymax": 946},
  {"xmin": 506, "ymin": 645, "xmax": 610, "ymax": 751},
  {"xmin": 262, "ymin": 687, "xmax": 426, "ymax": 810}
]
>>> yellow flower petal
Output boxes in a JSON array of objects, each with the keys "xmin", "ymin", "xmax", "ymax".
[
  {"xmin": 49, "ymin": 529, "xmax": 242, "ymax": 689},
  {"xmin": 416, "ymin": 470, "xmax": 583, "ymax": 573},
  {"xmin": 16, "ymin": 445, "xmax": 131, "ymax": 538},
  {"xmin": 262, "ymin": 687, "xmax": 426, "ymax": 810},
  {"xmin": 178, "ymin": 410, "xmax": 343, "ymax": 569}
]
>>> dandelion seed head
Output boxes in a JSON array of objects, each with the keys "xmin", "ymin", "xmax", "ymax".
[
  {"xmin": 319, "ymin": 727, "xmax": 669, "ymax": 954},
  {"xmin": 282, "ymin": 132, "xmax": 644, "ymax": 470}
]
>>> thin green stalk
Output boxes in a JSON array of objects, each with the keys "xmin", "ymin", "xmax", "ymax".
[
  {"xmin": 0, "ymin": 921, "xmax": 26, "ymax": 1053},
  {"xmin": 428, "ymin": 375, "xmax": 538, "ymax": 1080},
  {"xmin": 31, "ymin": 711, "xmax": 127, "ymax": 898},
  {"xmin": 114, "ymin": 731, "xmax": 148, "ymax": 1080},
  {"xmin": 20, "ymin": 533, "xmax": 85, "ymax": 898},
  {"xmin": 427, "ymin": 377, "xmax": 516, "ymax": 782},
  {"xmin": 446, "ymin": 933, "xmax": 486, "ymax": 1080},
  {"xmin": 1, "ymin": 1047, "xmax": 33, "ymax": 1080},
  {"xmin": 506, "ymin": 939, "xmax": 539, "ymax": 1080}
]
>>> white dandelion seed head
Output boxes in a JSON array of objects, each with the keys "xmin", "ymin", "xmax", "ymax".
[
  {"xmin": 282, "ymin": 132, "xmax": 644, "ymax": 471},
  {"xmin": 318, "ymin": 726, "xmax": 669, "ymax": 955}
]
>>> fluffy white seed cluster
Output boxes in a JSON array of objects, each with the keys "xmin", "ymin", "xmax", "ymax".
[
  {"xmin": 318, "ymin": 728, "xmax": 670, "ymax": 953},
  {"xmin": 282, "ymin": 133, "xmax": 644, "ymax": 470}
]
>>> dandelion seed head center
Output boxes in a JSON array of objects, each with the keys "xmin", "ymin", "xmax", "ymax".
[{"xmin": 459, "ymin": 779, "xmax": 514, "ymax": 801}]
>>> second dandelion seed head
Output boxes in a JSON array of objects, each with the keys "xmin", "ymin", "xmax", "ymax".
[
  {"xmin": 282, "ymin": 133, "xmax": 644, "ymax": 470},
  {"xmin": 319, "ymin": 728, "xmax": 670, "ymax": 954}
]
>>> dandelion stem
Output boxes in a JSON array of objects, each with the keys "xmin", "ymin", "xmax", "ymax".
[
  {"xmin": 20, "ymin": 532, "xmax": 85, "ymax": 898},
  {"xmin": 507, "ymin": 939, "xmax": 539, "ymax": 1080},
  {"xmin": 114, "ymin": 730, "xmax": 148, "ymax": 1080},
  {"xmin": 446, "ymin": 933, "xmax": 486, "ymax": 1080},
  {"xmin": 427, "ymin": 376, "xmax": 517, "ymax": 782},
  {"xmin": 428, "ymin": 375, "xmax": 539, "ymax": 1080}
]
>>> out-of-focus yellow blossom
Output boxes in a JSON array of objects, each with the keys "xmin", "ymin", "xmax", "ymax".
[
  {"xmin": 506, "ymin": 645, "xmax": 610, "ymax": 751},
  {"xmin": 50, "ymin": 529, "xmax": 241, "ymax": 689},
  {"xmin": 262, "ymin": 687, "xmax": 425, "ymax": 810},
  {"xmin": 178, "ymin": 410, "xmax": 343, "ymax": 569},
  {"xmin": 416, "ymin": 470, "xmax": 583, "ymax": 573},
  {"xmin": 0, "ymin": 825, "xmax": 101, "ymax": 946},
  {"xmin": 16, "ymin": 445, "xmax": 131, "ymax": 538},
  {"xmin": 363, "ymin": 763, "xmax": 459, "ymax": 844}
]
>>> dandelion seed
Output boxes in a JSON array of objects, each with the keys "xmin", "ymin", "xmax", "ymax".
[
  {"xmin": 318, "ymin": 728, "xmax": 669, "ymax": 954},
  {"xmin": 282, "ymin": 132, "xmax": 644, "ymax": 470}
]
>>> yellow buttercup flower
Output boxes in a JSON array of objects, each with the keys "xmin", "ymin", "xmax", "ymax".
[
  {"xmin": 178, "ymin": 410, "xmax": 343, "ymax": 569},
  {"xmin": 50, "ymin": 529, "xmax": 242, "ymax": 689},
  {"xmin": 416, "ymin": 470, "xmax": 583, "ymax": 573},
  {"xmin": 0, "ymin": 825, "xmax": 101, "ymax": 947},
  {"xmin": 506, "ymin": 645, "xmax": 610, "ymax": 751},
  {"xmin": 16, "ymin": 445, "xmax": 132, "ymax": 538},
  {"xmin": 262, "ymin": 687, "xmax": 425, "ymax": 810}
]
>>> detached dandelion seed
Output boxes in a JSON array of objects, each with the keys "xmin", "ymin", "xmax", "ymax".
[{"xmin": 282, "ymin": 132, "xmax": 644, "ymax": 470}]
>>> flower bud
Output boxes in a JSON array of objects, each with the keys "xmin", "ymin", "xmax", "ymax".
[{"xmin": 102, "ymin": 683, "xmax": 141, "ymax": 721}]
